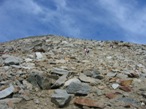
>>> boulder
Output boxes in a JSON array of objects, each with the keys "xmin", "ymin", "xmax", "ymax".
[
  {"xmin": 66, "ymin": 82, "xmax": 91, "ymax": 95},
  {"xmin": 51, "ymin": 74, "xmax": 67, "ymax": 88},
  {"xmin": 27, "ymin": 73, "xmax": 54, "ymax": 90},
  {"xmin": 0, "ymin": 84, "xmax": 15, "ymax": 99},
  {"xmin": 51, "ymin": 89, "xmax": 71, "ymax": 107},
  {"xmin": 64, "ymin": 78, "xmax": 81, "ymax": 87}
]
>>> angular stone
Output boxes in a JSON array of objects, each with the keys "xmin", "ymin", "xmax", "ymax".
[
  {"xmin": 91, "ymin": 69, "xmax": 104, "ymax": 79},
  {"xmin": 105, "ymin": 92, "xmax": 121, "ymax": 99},
  {"xmin": 51, "ymin": 68, "xmax": 69, "ymax": 76},
  {"xmin": 112, "ymin": 83, "xmax": 119, "ymax": 89},
  {"xmin": 3, "ymin": 55, "xmax": 23, "ymax": 66},
  {"xmin": 128, "ymin": 73, "xmax": 139, "ymax": 78},
  {"xmin": 106, "ymin": 72, "xmax": 117, "ymax": 77},
  {"xmin": 34, "ymin": 99, "xmax": 40, "ymax": 104},
  {"xmin": 27, "ymin": 73, "xmax": 53, "ymax": 89},
  {"xmin": 74, "ymin": 97, "xmax": 104, "ymax": 108},
  {"xmin": 116, "ymin": 73, "xmax": 128, "ymax": 79},
  {"xmin": 66, "ymin": 82, "xmax": 91, "ymax": 95},
  {"xmin": 119, "ymin": 86, "xmax": 132, "ymax": 92},
  {"xmin": 51, "ymin": 74, "xmax": 67, "ymax": 88},
  {"xmin": 35, "ymin": 52, "xmax": 43, "ymax": 59},
  {"xmin": 56, "ymin": 59, "xmax": 66, "ymax": 64},
  {"xmin": 22, "ymin": 80, "xmax": 33, "ymax": 90},
  {"xmin": 0, "ymin": 103, "xmax": 8, "ymax": 109},
  {"xmin": 0, "ymin": 84, "xmax": 14, "ymax": 99},
  {"xmin": 51, "ymin": 89, "xmax": 71, "ymax": 107},
  {"xmin": 0, "ymin": 58, "xmax": 3, "ymax": 66},
  {"xmin": 117, "ymin": 97, "xmax": 140, "ymax": 107},
  {"xmin": 141, "ymin": 92, "xmax": 146, "ymax": 98},
  {"xmin": 0, "ymin": 98, "xmax": 22, "ymax": 104},
  {"xmin": 64, "ymin": 78, "xmax": 81, "ymax": 87},
  {"xmin": 25, "ymin": 58, "xmax": 33, "ymax": 62},
  {"xmin": 120, "ymin": 80, "xmax": 133, "ymax": 87},
  {"xmin": 79, "ymin": 73, "xmax": 97, "ymax": 84},
  {"xmin": 96, "ymin": 89, "xmax": 103, "ymax": 96}
]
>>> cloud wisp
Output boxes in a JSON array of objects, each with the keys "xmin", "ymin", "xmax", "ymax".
[
  {"xmin": 98, "ymin": 0, "xmax": 146, "ymax": 43},
  {"xmin": 0, "ymin": 0, "xmax": 146, "ymax": 44}
]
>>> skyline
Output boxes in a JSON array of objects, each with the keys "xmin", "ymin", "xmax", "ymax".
[{"xmin": 1, "ymin": 0, "xmax": 146, "ymax": 44}]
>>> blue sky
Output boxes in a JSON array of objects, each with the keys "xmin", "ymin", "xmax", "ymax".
[{"xmin": 0, "ymin": 0, "xmax": 146, "ymax": 44}]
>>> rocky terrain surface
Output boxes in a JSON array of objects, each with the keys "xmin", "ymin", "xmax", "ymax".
[{"xmin": 0, "ymin": 35, "xmax": 146, "ymax": 109}]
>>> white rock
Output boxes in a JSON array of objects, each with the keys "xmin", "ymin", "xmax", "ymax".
[
  {"xmin": 56, "ymin": 59, "xmax": 66, "ymax": 64},
  {"xmin": 112, "ymin": 83, "xmax": 119, "ymax": 89},
  {"xmin": 107, "ymin": 56, "xmax": 112, "ymax": 59},
  {"xmin": 25, "ymin": 58, "xmax": 33, "ymax": 62},
  {"xmin": 82, "ymin": 60, "xmax": 90, "ymax": 63},
  {"xmin": 35, "ymin": 52, "xmax": 43, "ymax": 59}
]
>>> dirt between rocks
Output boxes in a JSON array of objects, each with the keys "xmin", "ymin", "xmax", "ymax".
[{"xmin": 0, "ymin": 35, "xmax": 146, "ymax": 109}]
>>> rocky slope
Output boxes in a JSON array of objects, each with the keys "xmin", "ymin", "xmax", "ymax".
[{"xmin": 0, "ymin": 35, "xmax": 146, "ymax": 109}]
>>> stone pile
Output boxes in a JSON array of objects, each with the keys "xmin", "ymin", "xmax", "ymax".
[{"xmin": 0, "ymin": 35, "xmax": 146, "ymax": 109}]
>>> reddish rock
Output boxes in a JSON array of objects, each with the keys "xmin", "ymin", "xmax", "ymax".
[
  {"xmin": 119, "ymin": 86, "xmax": 132, "ymax": 92},
  {"xmin": 105, "ymin": 92, "xmax": 121, "ymax": 99},
  {"xmin": 74, "ymin": 97, "xmax": 104, "ymax": 108}
]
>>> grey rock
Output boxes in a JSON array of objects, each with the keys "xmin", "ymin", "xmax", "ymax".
[
  {"xmin": 106, "ymin": 72, "xmax": 117, "ymax": 77},
  {"xmin": 91, "ymin": 69, "xmax": 104, "ymax": 79},
  {"xmin": 0, "ymin": 103, "xmax": 8, "ymax": 109},
  {"xmin": 0, "ymin": 58, "xmax": 3, "ymax": 65},
  {"xmin": 96, "ymin": 89, "xmax": 103, "ymax": 96},
  {"xmin": 79, "ymin": 73, "xmax": 97, "ymax": 84},
  {"xmin": 51, "ymin": 74, "xmax": 67, "ymax": 88},
  {"xmin": 0, "ymin": 84, "xmax": 14, "ymax": 99},
  {"xmin": 33, "ymin": 44, "xmax": 48, "ymax": 52},
  {"xmin": 4, "ymin": 46, "xmax": 14, "ymax": 53},
  {"xmin": 34, "ymin": 99, "xmax": 40, "ymax": 104},
  {"xmin": 0, "ymin": 98, "xmax": 22, "ymax": 104},
  {"xmin": 27, "ymin": 73, "xmax": 53, "ymax": 89},
  {"xmin": 51, "ymin": 89, "xmax": 71, "ymax": 107},
  {"xmin": 116, "ymin": 73, "xmax": 128, "ymax": 79},
  {"xmin": 117, "ymin": 97, "xmax": 140, "ymax": 107},
  {"xmin": 3, "ymin": 55, "xmax": 23, "ymax": 66},
  {"xmin": 51, "ymin": 68, "xmax": 69, "ymax": 76},
  {"xmin": 83, "ymin": 71, "xmax": 92, "ymax": 77},
  {"xmin": 22, "ymin": 80, "xmax": 33, "ymax": 90},
  {"xmin": 66, "ymin": 82, "xmax": 91, "ymax": 95},
  {"xmin": 0, "ymin": 46, "xmax": 5, "ymax": 52},
  {"xmin": 64, "ymin": 78, "xmax": 81, "ymax": 87},
  {"xmin": 141, "ymin": 92, "xmax": 146, "ymax": 98}
]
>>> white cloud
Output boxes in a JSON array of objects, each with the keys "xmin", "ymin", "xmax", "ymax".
[
  {"xmin": 1, "ymin": 0, "xmax": 146, "ymax": 43},
  {"xmin": 39, "ymin": 0, "xmax": 81, "ymax": 37},
  {"xmin": 98, "ymin": 0, "xmax": 146, "ymax": 43}
]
